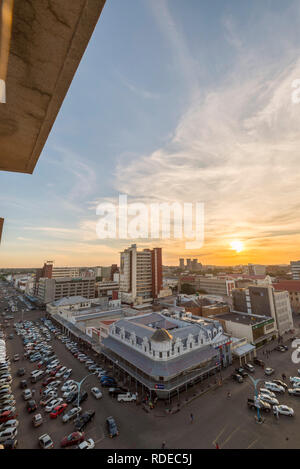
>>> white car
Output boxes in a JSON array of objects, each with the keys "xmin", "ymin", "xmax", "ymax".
[
  {"xmin": 290, "ymin": 376, "xmax": 300, "ymax": 384},
  {"xmin": 91, "ymin": 387, "xmax": 102, "ymax": 399},
  {"xmin": 23, "ymin": 389, "xmax": 32, "ymax": 400},
  {"xmin": 0, "ymin": 419, "xmax": 19, "ymax": 431},
  {"xmin": 63, "ymin": 385, "xmax": 77, "ymax": 399},
  {"xmin": 55, "ymin": 367, "xmax": 67, "ymax": 378},
  {"xmin": 45, "ymin": 398, "xmax": 63, "ymax": 412},
  {"xmin": 273, "ymin": 405, "xmax": 294, "ymax": 416},
  {"xmin": 63, "ymin": 369, "xmax": 72, "ymax": 380},
  {"xmin": 258, "ymin": 393, "xmax": 279, "ymax": 406},
  {"xmin": 61, "ymin": 380, "xmax": 76, "ymax": 392},
  {"xmin": 78, "ymin": 438, "xmax": 95, "ymax": 449},
  {"xmin": 288, "ymin": 388, "xmax": 300, "ymax": 396},
  {"xmin": 264, "ymin": 367, "xmax": 274, "ymax": 376},
  {"xmin": 62, "ymin": 406, "xmax": 81, "ymax": 423},
  {"xmin": 0, "ymin": 427, "xmax": 17, "ymax": 442},
  {"xmin": 259, "ymin": 388, "xmax": 276, "ymax": 398},
  {"xmin": 47, "ymin": 380, "xmax": 61, "ymax": 389},
  {"xmin": 39, "ymin": 433, "xmax": 54, "ymax": 449},
  {"xmin": 264, "ymin": 382, "xmax": 285, "ymax": 393}
]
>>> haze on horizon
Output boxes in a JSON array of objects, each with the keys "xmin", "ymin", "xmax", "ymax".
[{"xmin": 1, "ymin": 0, "xmax": 300, "ymax": 269}]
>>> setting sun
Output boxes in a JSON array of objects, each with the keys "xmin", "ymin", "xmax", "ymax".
[{"xmin": 230, "ymin": 240, "xmax": 244, "ymax": 253}]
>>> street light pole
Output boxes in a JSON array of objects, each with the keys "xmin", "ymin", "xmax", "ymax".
[
  {"xmin": 74, "ymin": 373, "xmax": 96, "ymax": 410},
  {"xmin": 248, "ymin": 375, "xmax": 263, "ymax": 422}
]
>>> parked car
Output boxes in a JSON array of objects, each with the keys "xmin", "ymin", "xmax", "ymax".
[
  {"xmin": 247, "ymin": 398, "xmax": 271, "ymax": 412},
  {"xmin": 50, "ymin": 403, "xmax": 68, "ymax": 419},
  {"xmin": 264, "ymin": 367, "xmax": 275, "ymax": 376},
  {"xmin": 264, "ymin": 382, "xmax": 285, "ymax": 393},
  {"xmin": 78, "ymin": 438, "xmax": 95, "ymax": 450},
  {"xmin": 61, "ymin": 432, "xmax": 85, "ymax": 448},
  {"xmin": 45, "ymin": 398, "xmax": 63, "ymax": 413},
  {"xmin": 106, "ymin": 416, "xmax": 119, "ymax": 437},
  {"xmin": 0, "ymin": 419, "xmax": 18, "ymax": 431},
  {"xmin": 17, "ymin": 368, "xmax": 25, "ymax": 377},
  {"xmin": 1, "ymin": 438, "xmax": 18, "ymax": 449},
  {"xmin": 0, "ymin": 410, "xmax": 17, "ymax": 424},
  {"xmin": 0, "ymin": 427, "xmax": 17, "ymax": 442},
  {"xmin": 235, "ymin": 368, "xmax": 248, "ymax": 378},
  {"xmin": 108, "ymin": 387, "xmax": 128, "ymax": 397},
  {"xmin": 32, "ymin": 413, "xmax": 43, "ymax": 427},
  {"xmin": 244, "ymin": 363, "xmax": 255, "ymax": 373},
  {"xmin": 275, "ymin": 345, "xmax": 286, "ymax": 352},
  {"xmin": 91, "ymin": 387, "xmax": 102, "ymax": 399},
  {"xmin": 288, "ymin": 388, "xmax": 300, "ymax": 396},
  {"xmin": 27, "ymin": 400, "xmax": 37, "ymax": 413},
  {"xmin": 62, "ymin": 407, "xmax": 81, "ymax": 423},
  {"xmin": 272, "ymin": 379, "xmax": 288, "ymax": 390},
  {"xmin": 273, "ymin": 405, "xmax": 294, "ymax": 416},
  {"xmin": 74, "ymin": 410, "xmax": 95, "ymax": 431},
  {"xmin": 22, "ymin": 389, "xmax": 32, "ymax": 401},
  {"xmin": 258, "ymin": 393, "xmax": 279, "ymax": 406},
  {"xmin": 38, "ymin": 433, "xmax": 54, "ymax": 449},
  {"xmin": 259, "ymin": 387, "xmax": 276, "ymax": 398},
  {"xmin": 117, "ymin": 392, "xmax": 138, "ymax": 402},
  {"xmin": 231, "ymin": 373, "xmax": 243, "ymax": 383}
]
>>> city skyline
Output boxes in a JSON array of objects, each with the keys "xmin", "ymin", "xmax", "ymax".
[{"xmin": 2, "ymin": 0, "xmax": 300, "ymax": 267}]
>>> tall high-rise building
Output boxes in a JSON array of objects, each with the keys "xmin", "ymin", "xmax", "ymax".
[
  {"xmin": 119, "ymin": 244, "xmax": 163, "ymax": 304},
  {"xmin": 291, "ymin": 261, "xmax": 300, "ymax": 280},
  {"xmin": 186, "ymin": 259, "xmax": 192, "ymax": 269},
  {"xmin": 179, "ymin": 258, "xmax": 185, "ymax": 269},
  {"xmin": 247, "ymin": 264, "xmax": 266, "ymax": 276}
]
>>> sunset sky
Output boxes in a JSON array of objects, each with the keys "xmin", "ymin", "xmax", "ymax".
[{"xmin": 1, "ymin": 0, "xmax": 300, "ymax": 268}]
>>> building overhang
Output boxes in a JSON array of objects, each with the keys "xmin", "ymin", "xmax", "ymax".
[{"xmin": 0, "ymin": 0, "xmax": 106, "ymax": 173}]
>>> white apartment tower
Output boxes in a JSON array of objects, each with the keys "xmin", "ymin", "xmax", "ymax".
[{"xmin": 119, "ymin": 244, "xmax": 163, "ymax": 305}]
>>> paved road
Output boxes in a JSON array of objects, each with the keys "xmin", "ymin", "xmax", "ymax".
[{"xmin": 2, "ymin": 284, "xmax": 300, "ymax": 449}]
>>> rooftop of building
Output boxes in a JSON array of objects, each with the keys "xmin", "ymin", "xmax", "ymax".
[
  {"xmin": 51, "ymin": 296, "xmax": 89, "ymax": 307},
  {"xmin": 273, "ymin": 280, "xmax": 300, "ymax": 292},
  {"xmin": 214, "ymin": 311, "xmax": 273, "ymax": 326},
  {"xmin": 114, "ymin": 312, "xmax": 223, "ymax": 342}
]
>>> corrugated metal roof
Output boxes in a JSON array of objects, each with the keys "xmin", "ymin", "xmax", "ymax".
[{"xmin": 102, "ymin": 336, "xmax": 218, "ymax": 377}]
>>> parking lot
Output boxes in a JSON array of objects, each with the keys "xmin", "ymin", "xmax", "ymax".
[{"xmin": 2, "ymin": 283, "xmax": 300, "ymax": 449}]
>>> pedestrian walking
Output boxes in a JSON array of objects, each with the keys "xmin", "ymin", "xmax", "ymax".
[
  {"xmin": 215, "ymin": 442, "xmax": 220, "ymax": 449},
  {"xmin": 227, "ymin": 391, "xmax": 231, "ymax": 399},
  {"xmin": 161, "ymin": 441, "xmax": 166, "ymax": 449},
  {"xmin": 190, "ymin": 413, "xmax": 194, "ymax": 423}
]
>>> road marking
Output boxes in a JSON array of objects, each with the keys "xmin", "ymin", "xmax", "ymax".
[
  {"xmin": 93, "ymin": 436, "xmax": 106, "ymax": 446},
  {"xmin": 247, "ymin": 439, "xmax": 258, "ymax": 449},
  {"xmin": 220, "ymin": 424, "xmax": 242, "ymax": 448},
  {"xmin": 212, "ymin": 424, "xmax": 228, "ymax": 446}
]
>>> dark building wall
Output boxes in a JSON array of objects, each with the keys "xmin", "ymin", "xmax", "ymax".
[
  {"xmin": 248, "ymin": 286, "xmax": 272, "ymax": 317},
  {"xmin": 232, "ymin": 289, "xmax": 248, "ymax": 312}
]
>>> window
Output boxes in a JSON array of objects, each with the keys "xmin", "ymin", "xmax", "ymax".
[{"xmin": 159, "ymin": 352, "xmax": 162, "ymax": 358}]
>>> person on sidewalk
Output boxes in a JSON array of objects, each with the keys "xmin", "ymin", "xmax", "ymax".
[
  {"xmin": 161, "ymin": 441, "xmax": 166, "ymax": 449},
  {"xmin": 190, "ymin": 413, "xmax": 194, "ymax": 423}
]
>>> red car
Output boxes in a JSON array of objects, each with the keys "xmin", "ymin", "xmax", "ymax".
[
  {"xmin": 0, "ymin": 410, "xmax": 18, "ymax": 423},
  {"xmin": 50, "ymin": 365, "xmax": 62, "ymax": 377},
  {"xmin": 50, "ymin": 403, "xmax": 68, "ymax": 419},
  {"xmin": 61, "ymin": 432, "xmax": 85, "ymax": 448},
  {"xmin": 42, "ymin": 377, "xmax": 56, "ymax": 387}
]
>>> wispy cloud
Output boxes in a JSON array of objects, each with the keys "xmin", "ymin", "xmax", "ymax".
[{"xmin": 114, "ymin": 5, "xmax": 300, "ymax": 262}]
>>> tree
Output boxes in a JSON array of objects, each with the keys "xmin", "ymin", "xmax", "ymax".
[{"xmin": 180, "ymin": 283, "xmax": 196, "ymax": 295}]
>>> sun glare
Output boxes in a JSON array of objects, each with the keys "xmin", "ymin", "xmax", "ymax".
[{"xmin": 230, "ymin": 240, "xmax": 244, "ymax": 253}]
